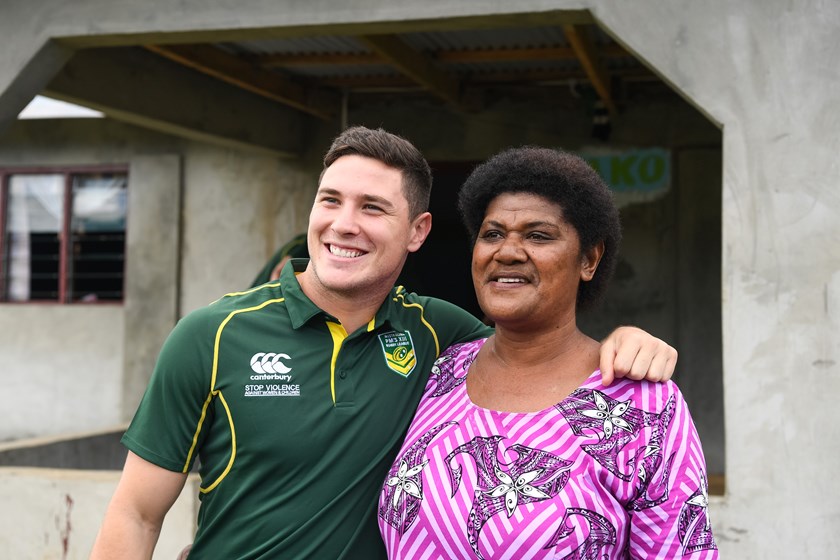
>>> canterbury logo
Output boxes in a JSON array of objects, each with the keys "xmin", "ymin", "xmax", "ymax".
[{"xmin": 250, "ymin": 352, "xmax": 291, "ymax": 374}]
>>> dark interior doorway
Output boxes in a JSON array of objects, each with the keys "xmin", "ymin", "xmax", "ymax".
[{"xmin": 397, "ymin": 162, "xmax": 481, "ymax": 319}]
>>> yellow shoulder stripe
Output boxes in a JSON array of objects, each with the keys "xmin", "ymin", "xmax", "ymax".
[
  {"xmin": 209, "ymin": 282, "xmax": 282, "ymax": 305},
  {"xmin": 394, "ymin": 292, "xmax": 440, "ymax": 357}
]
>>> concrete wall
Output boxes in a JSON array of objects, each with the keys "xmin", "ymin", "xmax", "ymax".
[
  {"xmin": 0, "ymin": 119, "xmax": 315, "ymax": 434},
  {"xmin": 591, "ymin": 3, "xmax": 840, "ymax": 557},
  {"xmin": 0, "ymin": 306, "xmax": 124, "ymax": 440},
  {"xmin": 0, "ymin": 429, "xmax": 127, "ymax": 470},
  {"xmin": 0, "ymin": 1, "xmax": 838, "ymax": 558},
  {"xmin": 0, "ymin": 467, "xmax": 199, "ymax": 560},
  {"xmin": 179, "ymin": 143, "xmax": 314, "ymax": 314}
]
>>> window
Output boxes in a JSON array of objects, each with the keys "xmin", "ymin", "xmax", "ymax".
[{"xmin": 0, "ymin": 166, "xmax": 128, "ymax": 303}]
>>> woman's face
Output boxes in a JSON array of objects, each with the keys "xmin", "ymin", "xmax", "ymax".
[{"xmin": 471, "ymin": 192, "xmax": 603, "ymax": 330}]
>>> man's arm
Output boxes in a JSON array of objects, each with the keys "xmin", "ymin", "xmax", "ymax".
[
  {"xmin": 599, "ymin": 326, "xmax": 678, "ymax": 386},
  {"xmin": 90, "ymin": 451, "xmax": 188, "ymax": 559}
]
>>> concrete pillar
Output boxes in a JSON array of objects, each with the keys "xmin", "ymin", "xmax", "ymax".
[
  {"xmin": 0, "ymin": 39, "xmax": 74, "ymax": 133},
  {"xmin": 122, "ymin": 155, "xmax": 182, "ymax": 418}
]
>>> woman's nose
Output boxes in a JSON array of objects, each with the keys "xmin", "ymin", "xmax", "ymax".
[{"xmin": 495, "ymin": 235, "xmax": 527, "ymax": 262}]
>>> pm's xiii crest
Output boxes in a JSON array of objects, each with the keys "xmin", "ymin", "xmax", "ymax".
[{"xmin": 378, "ymin": 330, "xmax": 417, "ymax": 377}]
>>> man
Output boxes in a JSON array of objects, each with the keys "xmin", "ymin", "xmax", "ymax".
[{"xmin": 90, "ymin": 127, "xmax": 677, "ymax": 559}]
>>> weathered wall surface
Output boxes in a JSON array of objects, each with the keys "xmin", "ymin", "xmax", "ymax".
[
  {"xmin": 179, "ymin": 143, "xmax": 314, "ymax": 314},
  {"xmin": 0, "ymin": 119, "xmax": 315, "ymax": 433},
  {"xmin": 0, "ymin": 1, "xmax": 837, "ymax": 558},
  {"xmin": 0, "ymin": 306, "xmax": 124, "ymax": 440},
  {"xmin": 590, "ymin": 2, "xmax": 840, "ymax": 556},
  {"xmin": 0, "ymin": 468, "xmax": 198, "ymax": 560}
]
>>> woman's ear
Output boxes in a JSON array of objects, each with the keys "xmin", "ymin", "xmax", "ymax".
[{"xmin": 580, "ymin": 241, "xmax": 605, "ymax": 282}]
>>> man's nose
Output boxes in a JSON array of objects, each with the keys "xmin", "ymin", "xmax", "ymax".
[{"xmin": 331, "ymin": 205, "xmax": 361, "ymax": 235}]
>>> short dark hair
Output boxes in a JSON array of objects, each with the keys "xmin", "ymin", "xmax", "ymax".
[
  {"xmin": 321, "ymin": 126, "xmax": 432, "ymax": 219},
  {"xmin": 458, "ymin": 146, "xmax": 621, "ymax": 311}
]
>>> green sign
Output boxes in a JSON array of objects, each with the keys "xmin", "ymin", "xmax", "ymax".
[{"xmin": 582, "ymin": 148, "xmax": 671, "ymax": 195}]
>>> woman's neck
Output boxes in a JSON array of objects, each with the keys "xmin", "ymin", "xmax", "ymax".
[
  {"xmin": 492, "ymin": 316, "xmax": 594, "ymax": 367},
  {"xmin": 467, "ymin": 322, "xmax": 601, "ymax": 413}
]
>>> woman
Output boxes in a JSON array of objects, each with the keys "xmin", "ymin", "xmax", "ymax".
[{"xmin": 378, "ymin": 147, "xmax": 717, "ymax": 559}]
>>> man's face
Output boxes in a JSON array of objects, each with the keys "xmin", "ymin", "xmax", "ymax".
[{"xmin": 302, "ymin": 154, "xmax": 431, "ymax": 301}]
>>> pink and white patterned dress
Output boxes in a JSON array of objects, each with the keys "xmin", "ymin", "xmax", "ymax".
[{"xmin": 378, "ymin": 338, "xmax": 718, "ymax": 559}]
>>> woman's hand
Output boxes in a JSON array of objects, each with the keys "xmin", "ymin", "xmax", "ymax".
[{"xmin": 599, "ymin": 326, "xmax": 678, "ymax": 386}]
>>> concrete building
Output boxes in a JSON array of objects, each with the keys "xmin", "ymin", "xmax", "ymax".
[{"xmin": 0, "ymin": 1, "xmax": 837, "ymax": 558}]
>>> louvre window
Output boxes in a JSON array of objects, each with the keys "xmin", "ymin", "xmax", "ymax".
[{"xmin": 0, "ymin": 167, "xmax": 128, "ymax": 303}]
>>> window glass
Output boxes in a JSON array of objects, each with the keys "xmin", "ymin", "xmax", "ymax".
[
  {"xmin": 70, "ymin": 174, "xmax": 128, "ymax": 302},
  {"xmin": 5, "ymin": 175, "xmax": 64, "ymax": 301},
  {"xmin": 1, "ymin": 169, "xmax": 128, "ymax": 303}
]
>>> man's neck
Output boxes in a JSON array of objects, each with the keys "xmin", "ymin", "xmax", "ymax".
[{"xmin": 297, "ymin": 270, "xmax": 392, "ymax": 334}]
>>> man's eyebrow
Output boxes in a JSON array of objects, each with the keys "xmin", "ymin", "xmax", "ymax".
[
  {"xmin": 360, "ymin": 193, "xmax": 396, "ymax": 209},
  {"xmin": 316, "ymin": 187, "xmax": 397, "ymax": 210}
]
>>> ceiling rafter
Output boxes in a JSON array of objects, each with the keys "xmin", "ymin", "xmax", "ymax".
[
  {"xmin": 138, "ymin": 24, "xmax": 666, "ymax": 119},
  {"xmin": 562, "ymin": 24, "xmax": 618, "ymax": 116},
  {"xmin": 357, "ymin": 34, "xmax": 464, "ymax": 109},
  {"xmin": 144, "ymin": 43, "xmax": 337, "ymax": 120}
]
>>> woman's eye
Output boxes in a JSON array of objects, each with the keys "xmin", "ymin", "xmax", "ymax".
[{"xmin": 528, "ymin": 232, "xmax": 551, "ymax": 240}]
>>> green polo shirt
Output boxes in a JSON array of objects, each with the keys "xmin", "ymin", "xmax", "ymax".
[{"xmin": 122, "ymin": 259, "xmax": 491, "ymax": 559}]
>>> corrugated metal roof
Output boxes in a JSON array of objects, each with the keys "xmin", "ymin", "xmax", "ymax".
[
  {"xmin": 402, "ymin": 26, "xmax": 569, "ymax": 51},
  {"xmin": 223, "ymin": 35, "xmax": 370, "ymax": 56},
  {"xmin": 187, "ymin": 21, "xmax": 660, "ymax": 112}
]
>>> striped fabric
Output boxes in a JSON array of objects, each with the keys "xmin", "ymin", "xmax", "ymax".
[{"xmin": 378, "ymin": 338, "xmax": 718, "ymax": 559}]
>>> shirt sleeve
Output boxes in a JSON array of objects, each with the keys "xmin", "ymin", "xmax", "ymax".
[
  {"xmin": 121, "ymin": 307, "xmax": 217, "ymax": 473},
  {"xmin": 627, "ymin": 381, "xmax": 719, "ymax": 558}
]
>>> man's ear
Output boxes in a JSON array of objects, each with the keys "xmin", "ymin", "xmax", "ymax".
[
  {"xmin": 580, "ymin": 241, "xmax": 605, "ymax": 281},
  {"xmin": 407, "ymin": 212, "xmax": 433, "ymax": 253}
]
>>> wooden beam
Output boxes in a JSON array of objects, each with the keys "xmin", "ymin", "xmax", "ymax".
[
  {"xmin": 358, "ymin": 34, "xmax": 462, "ymax": 107},
  {"xmin": 562, "ymin": 24, "xmax": 618, "ymax": 116},
  {"xmin": 144, "ymin": 44, "xmax": 337, "ymax": 120}
]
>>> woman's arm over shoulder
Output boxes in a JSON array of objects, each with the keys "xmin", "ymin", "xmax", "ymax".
[{"xmin": 599, "ymin": 326, "xmax": 678, "ymax": 386}]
